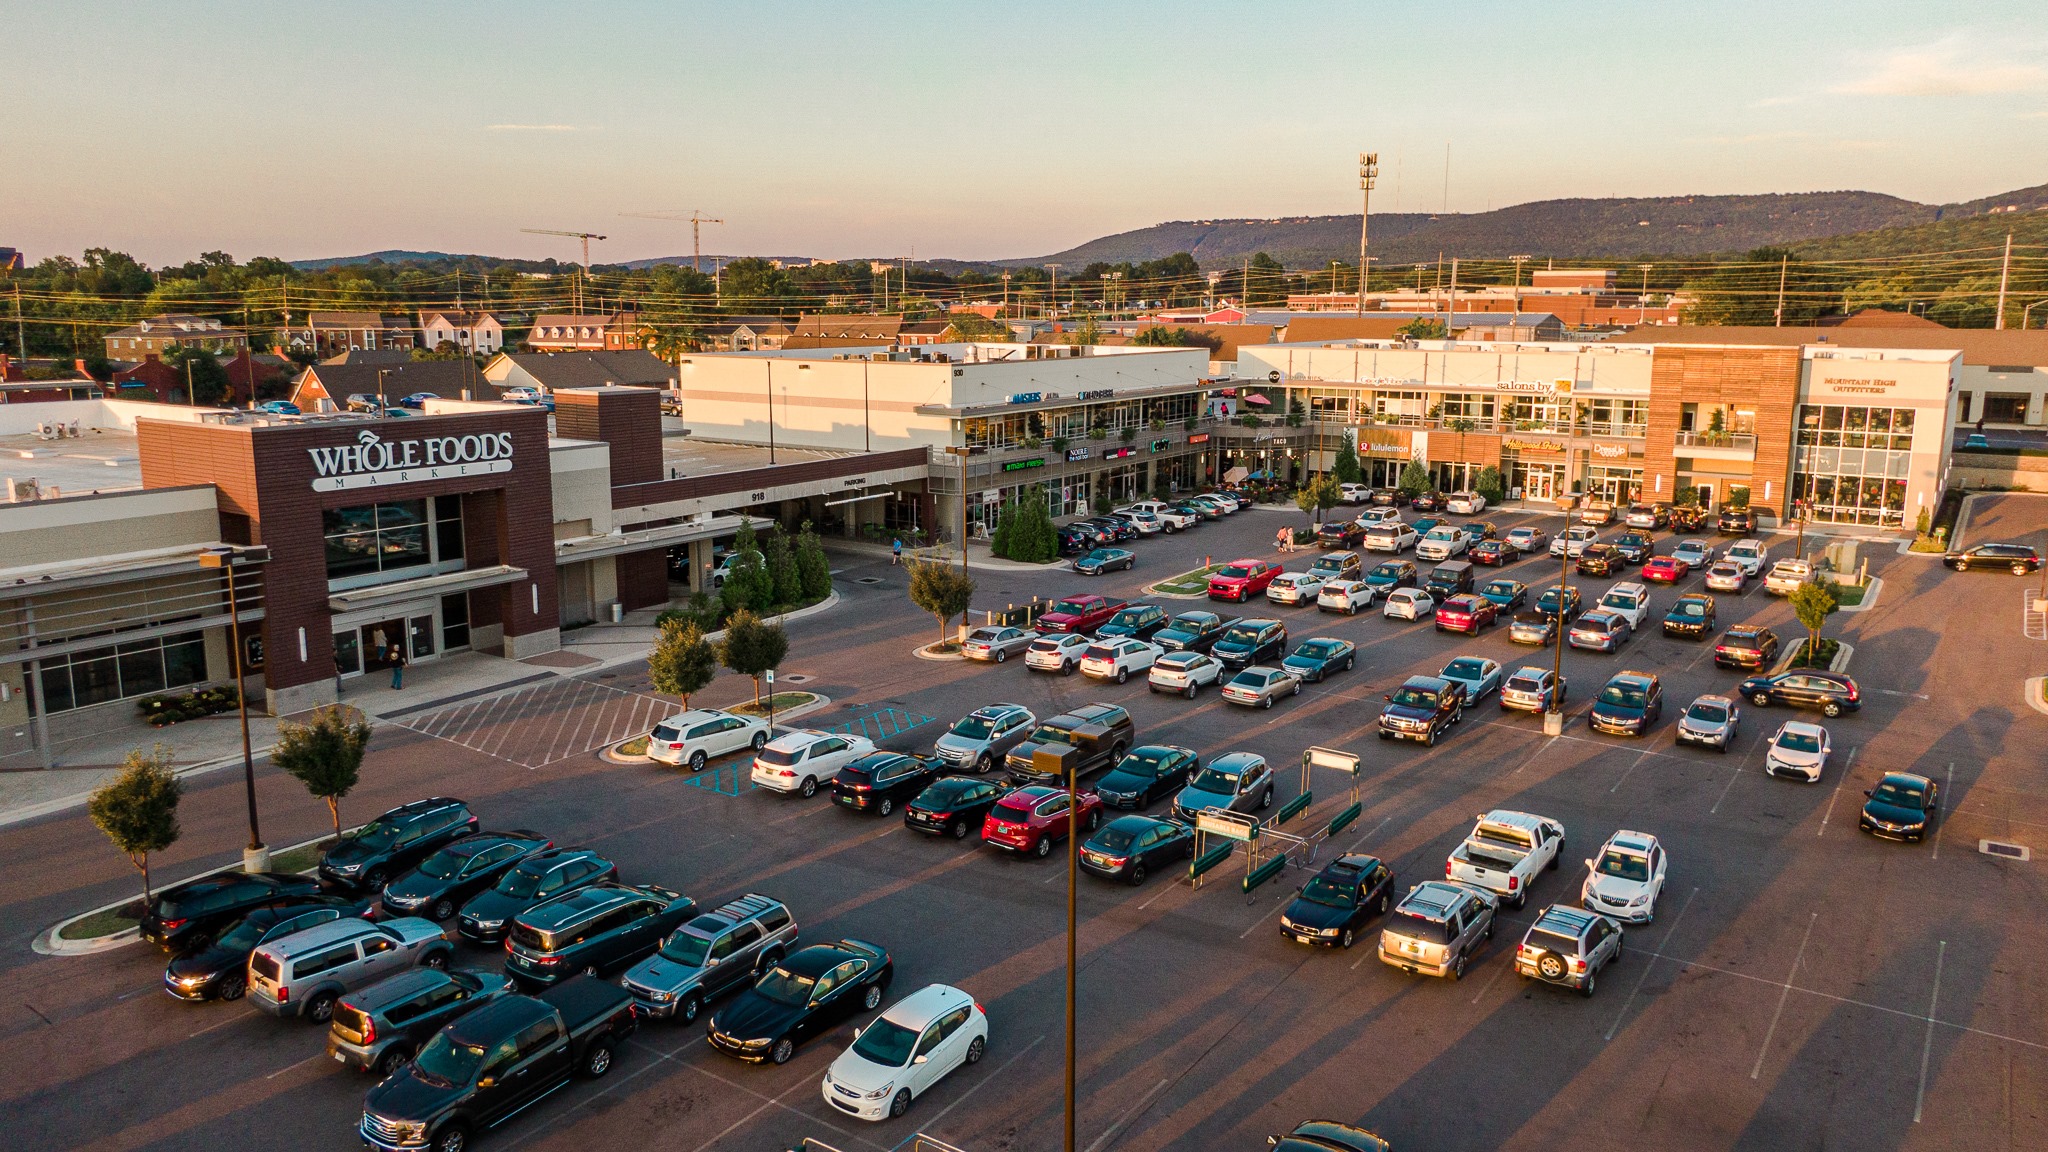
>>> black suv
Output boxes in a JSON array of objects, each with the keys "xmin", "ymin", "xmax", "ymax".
[
  {"xmin": 1279, "ymin": 854, "xmax": 1396, "ymax": 950},
  {"xmin": 1716, "ymin": 508, "xmax": 1755, "ymax": 535},
  {"xmin": 380, "ymin": 831, "xmax": 553, "ymax": 922},
  {"xmin": 318, "ymin": 798, "xmax": 479, "ymax": 893},
  {"xmin": 831, "ymin": 752, "xmax": 945, "ymax": 816},
  {"xmin": 140, "ymin": 871, "xmax": 323, "ymax": 953},
  {"xmin": 163, "ymin": 896, "xmax": 366, "ymax": 1000},
  {"xmin": 1091, "ymin": 744, "xmax": 1199, "ymax": 811},
  {"xmin": 1005, "ymin": 703, "xmax": 1137, "ymax": 783},
  {"xmin": 1611, "ymin": 532, "xmax": 1656, "ymax": 564},
  {"xmin": 1377, "ymin": 676, "xmax": 1462, "ymax": 746},
  {"xmin": 1662, "ymin": 593, "xmax": 1716, "ymax": 638},
  {"xmin": 458, "ymin": 848, "xmax": 616, "ymax": 945},
  {"xmin": 1736, "ymin": 670, "xmax": 1862, "ymax": 717},
  {"xmin": 904, "ymin": 777, "xmax": 1015, "ymax": 839},
  {"xmin": 505, "ymin": 883, "xmax": 697, "ymax": 988},
  {"xmin": 1944, "ymin": 541, "xmax": 2044, "ymax": 575},
  {"xmin": 1212, "ymin": 619, "xmax": 1288, "ymax": 671},
  {"xmin": 1713, "ymin": 625, "xmax": 1780, "ymax": 670}
]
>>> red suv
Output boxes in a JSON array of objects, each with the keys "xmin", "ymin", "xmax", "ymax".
[
  {"xmin": 1433, "ymin": 594, "xmax": 1498, "ymax": 635},
  {"xmin": 1208, "ymin": 559, "xmax": 1282, "ymax": 602},
  {"xmin": 980, "ymin": 785, "xmax": 1106, "ymax": 859}
]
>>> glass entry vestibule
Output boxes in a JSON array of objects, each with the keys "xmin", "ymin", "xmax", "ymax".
[{"xmin": 331, "ymin": 593, "xmax": 471, "ymax": 679}]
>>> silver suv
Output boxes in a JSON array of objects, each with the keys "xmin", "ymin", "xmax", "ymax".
[
  {"xmin": 932, "ymin": 703, "xmax": 1036, "ymax": 773},
  {"xmin": 622, "ymin": 893, "xmax": 798, "ymax": 1024},
  {"xmin": 1378, "ymin": 881, "xmax": 1497, "ymax": 981},
  {"xmin": 247, "ymin": 917, "xmax": 452, "ymax": 1023},
  {"xmin": 1513, "ymin": 904, "xmax": 1624, "ymax": 996}
]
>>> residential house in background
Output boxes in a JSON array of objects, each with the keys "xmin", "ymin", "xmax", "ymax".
[
  {"xmin": 482, "ymin": 350, "xmax": 674, "ymax": 396},
  {"xmin": 695, "ymin": 315, "xmax": 793, "ymax": 351},
  {"xmin": 289, "ymin": 358, "xmax": 489, "ymax": 411},
  {"xmin": 523, "ymin": 311, "xmax": 642, "ymax": 352},
  {"xmin": 102, "ymin": 313, "xmax": 249, "ymax": 360},
  {"xmin": 897, "ymin": 319, "xmax": 953, "ymax": 346},
  {"xmin": 418, "ymin": 310, "xmax": 505, "ymax": 355},
  {"xmin": 784, "ymin": 313, "xmax": 903, "ymax": 349},
  {"xmin": 277, "ymin": 311, "xmax": 417, "ymax": 357}
]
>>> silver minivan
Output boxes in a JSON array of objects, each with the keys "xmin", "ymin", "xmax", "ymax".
[{"xmin": 247, "ymin": 916, "xmax": 453, "ymax": 1023}]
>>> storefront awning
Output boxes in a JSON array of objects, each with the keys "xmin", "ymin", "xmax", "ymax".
[
  {"xmin": 554, "ymin": 516, "xmax": 769, "ymax": 564},
  {"xmin": 326, "ymin": 565, "xmax": 527, "ymax": 614}
]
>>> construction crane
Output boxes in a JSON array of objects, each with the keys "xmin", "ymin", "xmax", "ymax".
[
  {"xmin": 619, "ymin": 210, "xmax": 723, "ymax": 273},
  {"xmin": 520, "ymin": 228, "xmax": 606, "ymax": 313}
]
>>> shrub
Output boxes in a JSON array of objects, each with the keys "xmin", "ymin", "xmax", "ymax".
[
  {"xmin": 1332, "ymin": 439, "xmax": 1362, "ymax": 485},
  {"xmin": 1475, "ymin": 466, "xmax": 1506, "ymax": 505},
  {"xmin": 795, "ymin": 522, "xmax": 831, "ymax": 601},
  {"xmin": 1398, "ymin": 459, "xmax": 1431, "ymax": 497},
  {"xmin": 719, "ymin": 521, "xmax": 775, "ymax": 615}
]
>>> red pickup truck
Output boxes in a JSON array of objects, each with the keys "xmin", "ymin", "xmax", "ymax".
[
  {"xmin": 1035, "ymin": 594, "xmax": 1129, "ymax": 634},
  {"xmin": 1207, "ymin": 559, "xmax": 1282, "ymax": 603}
]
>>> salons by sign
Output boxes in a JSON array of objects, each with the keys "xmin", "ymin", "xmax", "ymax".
[{"xmin": 309, "ymin": 428, "xmax": 515, "ymax": 492}]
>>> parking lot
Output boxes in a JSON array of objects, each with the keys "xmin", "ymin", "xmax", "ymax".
[{"xmin": 2, "ymin": 494, "xmax": 2046, "ymax": 1152}]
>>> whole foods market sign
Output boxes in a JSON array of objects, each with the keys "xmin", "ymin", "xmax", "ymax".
[{"xmin": 309, "ymin": 428, "xmax": 515, "ymax": 492}]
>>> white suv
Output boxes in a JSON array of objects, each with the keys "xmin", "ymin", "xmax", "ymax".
[
  {"xmin": 1725, "ymin": 539, "xmax": 1770, "ymax": 576},
  {"xmin": 752, "ymin": 730, "xmax": 877, "ymax": 797},
  {"xmin": 1444, "ymin": 492, "xmax": 1487, "ymax": 514},
  {"xmin": 648, "ymin": 708, "xmax": 771, "ymax": 771},
  {"xmin": 1596, "ymin": 582, "xmax": 1652, "ymax": 631},
  {"xmin": 1416, "ymin": 527, "xmax": 1468, "ymax": 562},
  {"xmin": 1079, "ymin": 638, "xmax": 1163, "ymax": 684}
]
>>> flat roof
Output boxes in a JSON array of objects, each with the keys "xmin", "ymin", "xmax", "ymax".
[
  {"xmin": 0, "ymin": 429, "xmax": 143, "ymax": 495},
  {"xmin": 657, "ymin": 431, "xmax": 855, "ymax": 478}
]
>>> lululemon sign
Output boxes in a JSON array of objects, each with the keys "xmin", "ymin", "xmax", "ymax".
[{"xmin": 308, "ymin": 428, "xmax": 515, "ymax": 492}]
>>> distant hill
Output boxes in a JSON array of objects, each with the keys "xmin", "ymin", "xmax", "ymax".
[
  {"xmin": 289, "ymin": 250, "xmax": 483, "ymax": 269},
  {"xmin": 1011, "ymin": 183, "xmax": 2048, "ymax": 268}
]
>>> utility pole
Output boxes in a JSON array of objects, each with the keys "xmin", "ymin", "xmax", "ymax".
[
  {"xmin": 1510, "ymin": 254, "xmax": 1531, "ymax": 314},
  {"xmin": 1638, "ymin": 264, "xmax": 1655, "ymax": 324},
  {"xmin": 1773, "ymin": 254, "xmax": 1788, "ymax": 327},
  {"xmin": 13, "ymin": 285, "xmax": 25, "ymax": 364},
  {"xmin": 1998, "ymin": 228, "xmax": 2015, "ymax": 327},
  {"xmin": 1357, "ymin": 152, "xmax": 1378, "ymax": 316},
  {"xmin": 1000, "ymin": 271, "xmax": 1011, "ymax": 317},
  {"xmin": 1044, "ymin": 264, "xmax": 1061, "ymax": 319},
  {"xmin": 520, "ymin": 228, "xmax": 606, "ymax": 313},
  {"xmin": 1444, "ymin": 257, "xmax": 1458, "ymax": 340}
]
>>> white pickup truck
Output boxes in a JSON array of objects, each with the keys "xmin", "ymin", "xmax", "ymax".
[
  {"xmin": 1445, "ymin": 810, "xmax": 1566, "ymax": 910},
  {"xmin": 1596, "ymin": 582, "xmax": 1653, "ymax": 631}
]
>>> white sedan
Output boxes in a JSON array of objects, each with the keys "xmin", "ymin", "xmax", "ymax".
[
  {"xmin": 1763, "ymin": 721, "xmax": 1831, "ymax": 782},
  {"xmin": 1444, "ymin": 492, "xmax": 1488, "ymax": 514},
  {"xmin": 1266, "ymin": 571, "xmax": 1327, "ymax": 605},
  {"xmin": 1148, "ymin": 651, "xmax": 1224, "ymax": 698},
  {"xmin": 1383, "ymin": 588, "xmax": 1436, "ymax": 621},
  {"xmin": 1079, "ymin": 638, "xmax": 1164, "ymax": 684},
  {"xmin": 1317, "ymin": 579, "xmax": 1379, "ymax": 615},
  {"xmin": 751, "ymin": 730, "xmax": 878, "ymax": 797},
  {"xmin": 1550, "ymin": 526, "xmax": 1602, "ymax": 558},
  {"xmin": 822, "ymin": 984, "xmax": 987, "ymax": 1121},
  {"xmin": 1581, "ymin": 830, "xmax": 1668, "ymax": 924}
]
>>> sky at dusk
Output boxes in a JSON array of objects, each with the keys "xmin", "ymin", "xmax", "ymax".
[{"xmin": 4, "ymin": 0, "xmax": 2046, "ymax": 268}]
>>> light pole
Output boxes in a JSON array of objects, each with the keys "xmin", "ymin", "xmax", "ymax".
[
  {"xmin": 2022, "ymin": 299, "xmax": 2048, "ymax": 330},
  {"xmin": 1546, "ymin": 498, "xmax": 1575, "ymax": 736},
  {"xmin": 199, "ymin": 545, "xmax": 271, "ymax": 871},
  {"xmin": 764, "ymin": 358, "xmax": 776, "ymax": 465},
  {"xmin": 1064, "ymin": 751, "xmax": 1079, "ymax": 1152},
  {"xmin": 1510, "ymin": 254, "xmax": 1531, "ymax": 314},
  {"xmin": 1357, "ymin": 152, "xmax": 1377, "ymax": 316},
  {"xmin": 1045, "ymin": 264, "xmax": 1062, "ymax": 320}
]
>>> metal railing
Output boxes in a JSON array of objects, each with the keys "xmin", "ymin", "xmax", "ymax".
[{"xmin": 1674, "ymin": 430, "xmax": 1757, "ymax": 450}]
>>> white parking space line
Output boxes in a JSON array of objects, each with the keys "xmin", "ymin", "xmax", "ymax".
[
  {"xmin": 1750, "ymin": 911, "xmax": 1818, "ymax": 1080},
  {"xmin": 1931, "ymin": 763, "xmax": 1955, "ymax": 860},
  {"xmin": 264, "ymin": 1052, "xmax": 325, "ymax": 1080},
  {"xmin": 1818, "ymin": 747, "xmax": 1859, "ymax": 837},
  {"xmin": 1914, "ymin": 940, "xmax": 1949, "ymax": 1123},
  {"xmin": 1605, "ymin": 886, "xmax": 1699, "ymax": 1040},
  {"xmin": 186, "ymin": 1012, "xmax": 248, "ymax": 1039},
  {"xmin": 1610, "ymin": 747, "xmax": 1656, "ymax": 793},
  {"xmin": 1467, "ymin": 956, "xmax": 1510, "ymax": 1005},
  {"xmin": 915, "ymin": 1034, "xmax": 1046, "ymax": 1145},
  {"xmin": 1084, "ymin": 1074, "xmax": 1171, "ymax": 1152}
]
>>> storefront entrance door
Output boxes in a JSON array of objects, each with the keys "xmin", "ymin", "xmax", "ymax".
[{"xmin": 362, "ymin": 620, "xmax": 406, "ymax": 670}]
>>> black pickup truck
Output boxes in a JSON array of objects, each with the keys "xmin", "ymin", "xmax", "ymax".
[{"xmin": 359, "ymin": 976, "xmax": 638, "ymax": 1152}]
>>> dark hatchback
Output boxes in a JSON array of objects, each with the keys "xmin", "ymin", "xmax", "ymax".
[
  {"xmin": 328, "ymin": 968, "xmax": 513, "ymax": 1077},
  {"xmin": 163, "ymin": 896, "xmax": 367, "ymax": 1001},
  {"xmin": 458, "ymin": 848, "xmax": 616, "ymax": 946},
  {"xmin": 1737, "ymin": 670, "xmax": 1862, "ymax": 717},
  {"xmin": 903, "ymin": 777, "xmax": 1014, "ymax": 840},
  {"xmin": 1662, "ymin": 593, "xmax": 1717, "ymax": 638},
  {"xmin": 1279, "ymin": 854, "xmax": 1396, "ymax": 949},
  {"xmin": 706, "ymin": 939, "xmax": 894, "ymax": 1065},
  {"xmin": 1078, "ymin": 815, "xmax": 1194, "ymax": 884},
  {"xmin": 1092, "ymin": 745, "xmax": 1199, "ymax": 811},
  {"xmin": 318, "ymin": 797, "xmax": 480, "ymax": 893},
  {"xmin": 1362, "ymin": 561, "xmax": 1418, "ymax": 593},
  {"xmin": 1588, "ymin": 672, "xmax": 1664, "ymax": 736},
  {"xmin": 379, "ymin": 831, "xmax": 553, "ymax": 922},
  {"xmin": 1575, "ymin": 544, "xmax": 1626, "ymax": 577},
  {"xmin": 830, "ymin": 752, "xmax": 945, "ymax": 817},
  {"xmin": 505, "ymin": 883, "xmax": 696, "ymax": 988},
  {"xmin": 1714, "ymin": 625, "xmax": 1780, "ymax": 670},
  {"xmin": 1860, "ymin": 772, "xmax": 1941, "ymax": 841},
  {"xmin": 140, "ymin": 871, "xmax": 323, "ymax": 953}
]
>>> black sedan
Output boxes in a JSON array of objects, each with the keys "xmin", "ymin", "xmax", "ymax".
[
  {"xmin": 1091, "ymin": 745, "xmax": 1198, "ymax": 811},
  {"xmin": 1860, "ymin": 772, "xmax": 1941, "ymax": 841},
  {"xmin": 1736, "ymin": 670, "xmax": 1862, "ymax": 717},
  {"xmin": 139, "ymin": 871, "xmax": 323, "ymax": 953},
  {"xmin": 162, "ymin": 896, "xmax": 367, "ymax": 1002},
  {"xmin": 830, "ymin": 752, "xmax": 945, "ymax": 817},
  {"xmin": 378, "ymin": 831, "xmax": 553, "ymax": 921},
  {"xmin": 1278, "ymin": 854, "xmax": 1396, "ymax": 949},
  {"xmin": 1470, "ymin": 539, "xmax": 1515, "ymax": 567},
  {"xmin": 904, "ymin": 777, "xmax": 1014, "ymax": 839},
  {"xmin": 706, "ymin": 939, "xmax": 894, "ymax": 1065},
  {"xmin": 457, "ymin": 848, "xmax": 616, "ymax": 945},
  {"xmin": 1078, "ymin": 815, "xmax": 1194, "ymax": 885}
]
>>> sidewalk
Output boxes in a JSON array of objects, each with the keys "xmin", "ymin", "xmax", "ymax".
[{"xmin": 836, "ymin": 536, "xmax": 1067, "ymax": 573}]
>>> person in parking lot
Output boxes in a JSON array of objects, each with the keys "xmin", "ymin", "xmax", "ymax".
[
  {"xmin": 1275, "ymin": 525, "xmax": 1294, "ymax": 553},
  {"xmin": 892, "ymin": 537, "xmax": 903, "ymax": 565}
]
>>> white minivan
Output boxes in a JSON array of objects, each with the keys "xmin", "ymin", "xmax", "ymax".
[{"xmin": 823, "ymin": 984, "xmax": 989, "ymax": 1121}]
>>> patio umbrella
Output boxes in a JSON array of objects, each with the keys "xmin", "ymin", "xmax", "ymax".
[{"xmin": 1224, "ymin": 466, "xmax": 1250, "ymax": 483}]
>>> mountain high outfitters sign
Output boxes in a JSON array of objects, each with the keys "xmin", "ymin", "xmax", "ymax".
[{"xmin": 309, "ymin": 428, "xmax": 515, "ymax": 492}]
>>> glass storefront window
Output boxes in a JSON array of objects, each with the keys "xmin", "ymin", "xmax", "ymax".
[{"xmin": 33, "ymin": 628, "xmax": 210, "ymax": 716}]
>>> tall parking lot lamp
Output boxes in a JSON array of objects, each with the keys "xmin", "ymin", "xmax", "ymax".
[
  {"xmin": 200, "ymin": 545, "xmax": 272, "ymax": 871},
  {"xmin": 1546, "ymin": 498, "xmax": 1575, "ymax": 736},
  {"xmin": 1031, "ymin": 743, "xmax": 1083, "ymax": 1152}
]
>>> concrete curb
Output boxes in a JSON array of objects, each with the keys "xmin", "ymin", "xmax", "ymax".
[
  {"xmin": 600, "ymin": 693, "xmax": 836, "ymax": 763},
  {"xmin": 1837, "ymin": 578, "xmax": 1884, "ymax": 613},
  {"xmin": 34, "ymin": 826, "xmax": 353, "ymax": 957},
  {"xmin": 2025, "ymin": 677, "xmax": 2048, "ymax": 719},
  {"xmin": 913, "ymin": 642, "xmax": 969, "ymax": 662},
  {"xmin": 1771, "ymin": 639, "xmax": 1854, "ymax": 676}
]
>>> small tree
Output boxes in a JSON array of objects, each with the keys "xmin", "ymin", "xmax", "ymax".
[
  {"xmin": 1676, "ymin": 484, "xmax": 1701, "ymax": 509},
  {"xmin": 764, "ymin": 528, "xmax": 802, "ymax": 608},
  {"xmin": 795, "ymin": 521, "xmax": 832, "ymax": 601},
  {"xmin": 1285, "ymin": 398, "xmax": 1307, "ymax": 428},
  {"xmin": 1295, "ymin": 474, "xmax": 1340, "ymax": 527},
  {"xmin": 647, "ymin": 617, "xmax": 718, "ymax": 708},
  {"xmin": 1398, "ymin": 459, "xmax": 1432, "ymax": 498},
  {"xmin": 1915, "ymin": 507, "xmax": 1932, "ymax": 537},
  {"xmin": 87, "ymin": 745, "xmax": 182, "ymax": 903},
  {"xmin": 907, "ymin": 559, "xmax": 977, "ymax": 646},
  {"xmin": 1332, "ymin": 438, "xmax": 1362, "ymax": 485},
  {"xmin": 272, "ymin": 705, "xmax": 372, "ymax": 842},
  {"xmin": 1092, "ymin": 489, "xmax": 1112, "ymax": 515},
  {"xmin": 1789, "ymin": 580, "xmax": 1840, "ymax": 663},
  {"xmin": 1727, "ymin": 485, "xmax": 1752, "ymax": 510},
  {"xmin": 720, "ymin": 521, "xmax": 775, "ymax": 615},
  {"xmin": 1474, "ymin": 466, "xmax": 1506, "ymax": 505},
  {"xmin": 718, "ymin": 609, "xmax": 789, "ymax": 704}
]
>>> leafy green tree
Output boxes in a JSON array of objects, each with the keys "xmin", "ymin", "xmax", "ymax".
[
  {"xmin": 647, "ymin": 617, "xmax": 718, "ymax": 708},
  {"xmin": 1474, "ymin": 466, "xmax": 1506, "ymax": 505},
  {"xmin": 1396, "ymin": 318, "xmax": 1447, "ymax": 339},
  {"xmin": 163, "ymin": 345, "xmax": 229, "ymax": 406},
  {"xmin": 795, "ymin": 521, "xmax": 832, "ymax": 601},
  {"xmin": 1295, "ymin": 474, "xmax": 1340, "ymax": 527},
  {"xmin": 1398, "ymin": 459, "xmax": 1432, "ymax": 498},
  {"xmin": 1679, "ymin": 247, "xmax": 1833, "ymax": 326},
  {"xmin": 1332, "ymin": 438, "xmax": 1362, "ymax": 485},
  {"xmin": 1092, "ymin": 489, "xmax": 1112, "ymax": 515},
  {"xmin": 717, "ymin": 609, "xmax": 789, "ymax": 704},
  {"xmin": 1675, "ymin": 484, "xmax": 1701, "ymax": 509},
  {"xmin": 943, "ymin": 313, "xmax": 1009, "ymax": 341},
  {"xmin": 1789, "ymin": 580, "xmax": 1840, "ymax": 663},
  {"xmin": 991, "ymin": 486, "xmax": 1058, "ymax": 563},
  {"xmin": 764, "ymin": 528, "xmax": 802, "ymax": 608},
  {"xmin": 1726, "ymin": 485, "xmax": 1752, "ymax": 510},
  {"xmin": 272, "ymin": 705, "xmax": 372, "ymax": 841},
  {"xmin": 87, "ymin": 745, "xmax": 182, "ymax": 903},
  {"xmin": 1285, "ymin": 398, "xmax": 1307, "ymax": 428},
  {"xmin": 907, "ymin": 559, "xmax": 977, "ymax": 646},
  {"xmin": 720, "ymin": 521, "xmax": 775, "ymax": 615}
]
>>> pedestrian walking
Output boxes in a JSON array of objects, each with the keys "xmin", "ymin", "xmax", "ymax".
[
  {"xmin": 892, "ymin": 537, "xmax": 903, "ymax": 565},
  {"xmin": 1275, "ymin": 525, "xmax": 1293, "ymax": 553},
  {"xmin": 389, "ymin": 644, "xmax": 406, "ymax": 689}
]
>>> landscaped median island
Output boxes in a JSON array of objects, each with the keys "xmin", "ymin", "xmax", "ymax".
[
  {"xmin": 1149, "ymin": 564, "xmax": 1224, "ymax": 597},
  {"xmin": 607, "ymin": 692, "xmax": 828, "ymax": 762}
]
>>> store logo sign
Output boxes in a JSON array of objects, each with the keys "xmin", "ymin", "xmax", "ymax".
[
  {"xmin": 308, "ymin": 428, "xmax": 515, "ymax": 492},
  {"xmin": 1501, "ymin": 438, "xmax": 1566, "ymax": 454}
]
